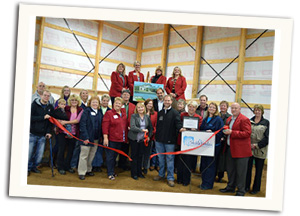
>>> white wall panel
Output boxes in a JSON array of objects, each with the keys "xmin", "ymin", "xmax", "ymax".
[
  {"xmin": 202, "ymin": 40, "xmax": 239, "ymax": 60},
  {"xmin": 197, "ymin": 84, "xmax": 236, "ymax": 102},
  {"xmin": 169, "ymin": 27, "xmax": 197, "ymax": 46},
  {"xmin": 144, "ymin": 23, "xmax": 164, "ymax": 33},
  {"xmin": 244, "ymin": 61, "xmax": 273, "ymax": 80},
  {"xmin": 142, "ymin": 34, "xmax": 163, "ymax": 49},
  {"xmin": 102, "ymin": 24, "xmax": 138, "ymax": 48},
  {"xmin": 105, "ymin": 21, "xmax": 139, "ymax": 32},
  {"xmin": 200, "ymin": 63, "xmax": 238, "ymax": 81},
  {"xmin": 43, "ymin": 27, "xmax": 97, "ymax": 54},
  {"xmin": 41, "ymin": 48, "xmax": 95, "ymax": 72},
  {"xmin": 45, "ymin": 18, "xmax": 98, "ymax": 37},
  {"xmin": 141, "ymin": 50, "xmax": 162, "ymax": 65},
  {"xmin": 167, "ymin": 47, "xmax": 195, "ymax": 63},
  {"xmin": 204, "ymin": 27, "xmax": 241, "ymax": 40},
  {"xmin": 100, "ymin": 43, "xmax": 137, "ymax": 64},
  {"xmin": 39, "ymin": 69, "xmax": 93, "ymax": 89},
  {"xmin": 245, "ymin": 37, "xmax": 275, "ymax": 57},
  {"xmin": 242, "ymin": 85, "xmax": 272, "ymax": 104}
]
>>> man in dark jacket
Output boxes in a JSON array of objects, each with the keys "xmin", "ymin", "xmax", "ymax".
[
  {"xmin": 28, "ymin": 90, "xmax": 54, "ymax": 175},
  {"xmin": 153, "ymin": 94, "xmax": 182, "ymax": 187}
]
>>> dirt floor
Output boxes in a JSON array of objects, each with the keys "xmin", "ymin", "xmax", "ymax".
[{"xmin": 27, "ymin": 164, "xmax": 267, "ymax": 197}]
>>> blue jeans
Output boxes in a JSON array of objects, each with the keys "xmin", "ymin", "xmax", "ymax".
[
  {"xmin": 200, "ymin": 145, "xmax": 221, "ymax": 189},
  {"xmin": 70, "ymin": 141, "xmax": 81, "ymax": 168},
  {"xmin": 28, "ymin": 134, "xmax": 46, "ymax": 171},
  {"xmin": 92, "ymin": 143, "xmax": 104, "ymax": 167},
  {"xmin": 155, "ymin": 141, "xmax": 175, "ymax": 181},
  {"xmin": 105, "ymin": 141, "xmax": 123, "ymax": 176}
]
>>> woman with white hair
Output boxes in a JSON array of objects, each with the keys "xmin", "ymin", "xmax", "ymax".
[{"xmin": 177, "ymin": 100, "xmax": 203, "ymax": 186}]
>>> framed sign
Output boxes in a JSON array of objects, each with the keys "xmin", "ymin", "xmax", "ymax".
[
  {"xmin": 181, "ymin": 131, "xmax": 215, "ymax": 156},
  {"xmin": 183, "ymin": 116, "xmax": 199, "ymax": 130},
  {"xmin": 133, "ymin": 81, "xmax": 164, "ymax": 102}
]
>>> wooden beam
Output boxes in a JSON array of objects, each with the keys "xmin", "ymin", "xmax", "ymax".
[
  {"xmin": 235, "ymin": 28, "xmax": 247, "ymax": 103},
  {"xmin": 203, "ymin": 36, "xmax": 240, "ymax": 45},
  {"xmin": 243, "ymin": 80, "xmax": 272, "ymax": 85},
  {"xmin": 192, "ymin": 26, "xmax": 203, "ymax": 98},
  {"xmin": 161, "ymin": 24, "xmax": 170, "ymax": 75},
  {"xmin": 33, "ymin": 17, "xmax": 45, "ymax": 93},
  {"xmin": 199, "ymin": 80, "xmax": 237, "ymax": 85},
  {"xmin": 93, "ymin": 21, "xmax": 104, "ymax": 92},
  {"xmin": 136, "ymin": 23, "xmax": 144, "ymax": 63}
]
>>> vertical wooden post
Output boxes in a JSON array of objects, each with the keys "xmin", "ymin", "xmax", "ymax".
[
  {"xmin": 192, "ymin": 26, "xmax": 204, "ymax": 99},
  {"xmin": 136, "ymin": 23, "xmax": 144, "ymax": 63},
  {"xmin": 33, "ymin": 17, "xmax": 45, "ymax": 93},
  {"xmin": 92, "ymin": 21, "xmax": 104, "ymax": 94},
  {"xmin": 235, "ymin": 28, "xmax": 247, "ymax": 103},
  {"xmin": 161, "ymin": 24, "xmax": 170, "ymax": 76}
]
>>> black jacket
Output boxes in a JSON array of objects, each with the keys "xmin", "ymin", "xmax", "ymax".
[
  {"xmin": 155, "ymin": 107, "xmax": 182, "ymax": 144},
  {"xmin": 30, "ymin": 99, "xmax": 54, "ymax": 136}
]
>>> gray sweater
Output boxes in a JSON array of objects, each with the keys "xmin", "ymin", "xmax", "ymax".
[{"xmin": 128, "ymin": 113, "xmax": 153, "ymax": 141}]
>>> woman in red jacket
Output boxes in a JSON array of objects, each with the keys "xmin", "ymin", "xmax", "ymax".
[
  {"xmin": 102, "ymin": 97, "xmax": 127, "ymax": 180},
  {"xmin": 166, "ymin": 66, "xmax": 187, "ymax": 101},
  {"xmin": 128, "ymin": 61, "xmax": 144, "ymax": 104},
  {"xmin": 150, "ymin": 66, "xmax": 167, "ymax": 89},
  {"xmin": 109, "ymin": 63, "xmax": 128, "ymax": 105},
  {"xmin": 143, "ymin": 99, "xmax": 158, "ymax": 174}
]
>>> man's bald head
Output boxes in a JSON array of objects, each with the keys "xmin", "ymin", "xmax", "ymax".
[{"xmin": 231, "ymin": 102, "xmax": 241, "ymax": 117}]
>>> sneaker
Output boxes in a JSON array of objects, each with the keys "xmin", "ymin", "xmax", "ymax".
[
  {"xmin": 79, "ymin": 175, "xmax": 85, "ymax": 180},
  {"xmin": 153, "ymin": 175, "xmax": 164, "ymax": 181},
  {"xmin": 167, "ymin": 180, "xmax": 175, "ymax": 187}
]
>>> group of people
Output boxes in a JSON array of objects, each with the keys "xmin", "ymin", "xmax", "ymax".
[{"xmin": 28, "ymin": 61, "xmax": 269, "ymax": 197}]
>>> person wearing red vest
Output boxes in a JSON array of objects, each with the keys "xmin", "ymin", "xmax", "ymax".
[
  {"xmin": 128, "ymin": 61, "xmax": 144, "ymax": 104},
  {"xmin": 102, "ymin": 97, "xmax": 127, "ymax": 180},
  {"xmin": 150, "ymin": 66, "xmax": 167, "ymax": 89},
  {"xmin": 220, "ymin": 102, "xmax": 252, "ymax": 196},
  {"xmin": 166, "ymin": 66, "xmax": 187, "ymax": 101},
  {"xmin": 109, "ymin": 63, "xmax": 128, "ymax": 105}
]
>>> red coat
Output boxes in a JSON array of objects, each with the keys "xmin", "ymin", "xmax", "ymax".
[
  {"xmin": 177, "ymin": 112, "xmax": 203, "ymax": 145},
  {"xmin": 166, "ymin": 76, "xmax": 187, "ymax": 100},
  {"xmin": 226, "ymin": 113, "xmax": 252, "ymax": 158},
  {"xmin": 149, "ymin": 111, "xmax": 157, "ymax": 141},
  {"xmin": 121, "ymin": 102, "xmax": 136, "ymax": 143},
  {"xmin": 128, "ymin": 70, "xmax": 144, "ymax": 95},
  {"xmin": 109, "ymin": 71, "xmax": 128, "ymax": 97},
  {"xmin": 102, "ymin": 108, "xmax": 127, "ymax": 143},
  {"xmin": 150, "ymin": 75, "xmax": 167, "ymax": 89}
]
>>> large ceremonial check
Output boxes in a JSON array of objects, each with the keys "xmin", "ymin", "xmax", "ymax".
[
  {"xmin": 181, "ymin": 131, "xmax": 215, "ymax": 156},
  {"xmin": 133, "ymin": 81, "xmax": 164, "ymax": 101}
]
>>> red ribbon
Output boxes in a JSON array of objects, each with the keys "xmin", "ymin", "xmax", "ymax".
[
  {"xmin": 144, "ymin": 131, "xmax": 149, "ymax": 147},
  {"xmin": 150, "ymin": 125, "xmax": 229, "ymax": 159},
  {"xmin": 49, "ymin": 117, "xmax": 132, "ymax": 161}
]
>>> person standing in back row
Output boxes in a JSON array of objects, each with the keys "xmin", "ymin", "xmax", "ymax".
[{"xmin": 128, "ymin": 61, "xmax": 144, "ymax": 104}]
